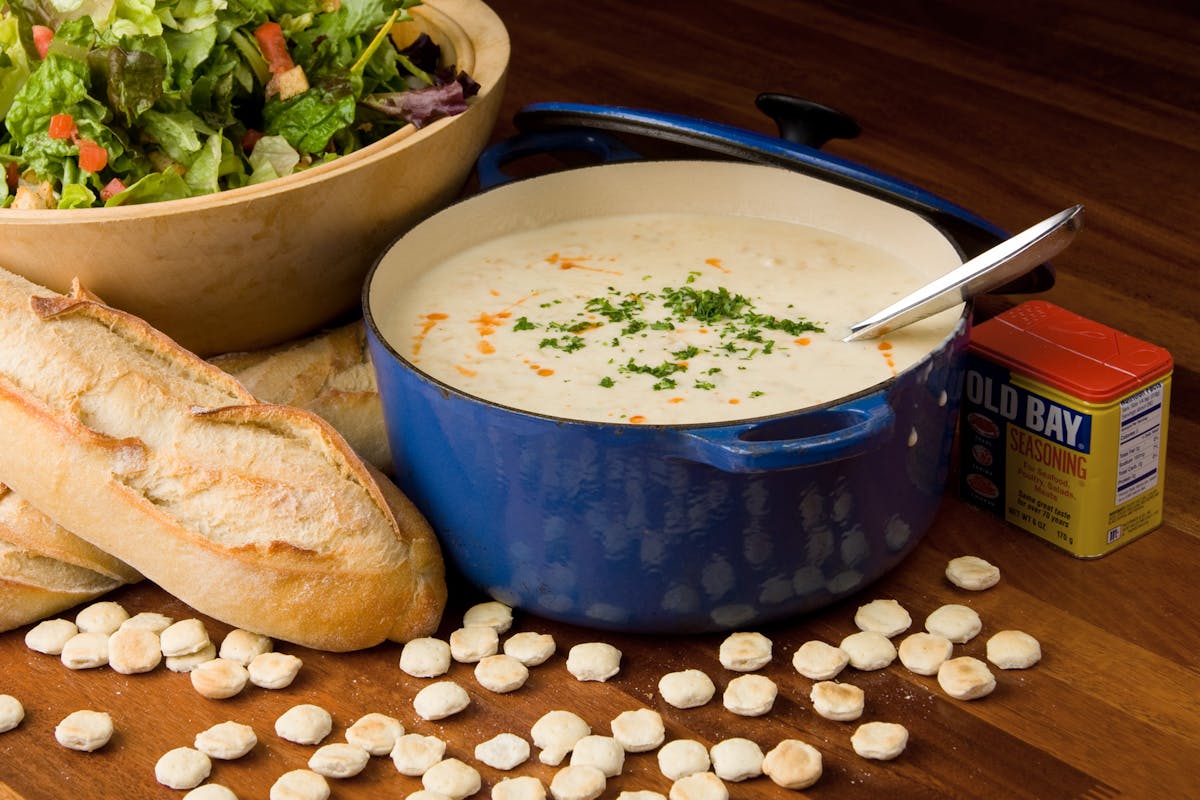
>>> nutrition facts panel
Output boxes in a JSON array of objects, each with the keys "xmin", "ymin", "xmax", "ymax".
[{"xmin": 1116, "ymin": 382, "xmax": 1165, "ymax": 504}]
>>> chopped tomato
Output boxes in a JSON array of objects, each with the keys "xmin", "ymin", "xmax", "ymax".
[
  {"xmin": 241, "ymin": 128, "xmax": 264, "ymax": 153},
  {"xmin": 76, "ymin": 139, "xmax": 108, "ymax": 173},
  {"xmin": 254, "ymin": 21, "xmax": 295, "ymax": 75},
  {"xmin": 47, "ymin": 113, "xmax": 77, "ymax": 140},
  {"xmin": 99, "ymin": 178, "xmax": 127, "ymax": 201},
  {"xmin": 32, "ymin": 25, "xmax": 53, "ymax": 59}
]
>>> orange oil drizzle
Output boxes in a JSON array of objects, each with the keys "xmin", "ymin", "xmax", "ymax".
[
  {"xmin": 463, "ymin": 292, "xmax": 541, "ymax": 359},
  {"xmin": 470, "ymin": 309, "xmax": 514, "ymax": 336},
  {"xmin": 878, "ymin": 340, "xmax": 897, "ymax": 374},
  {"xmin": 795, "ymin": 337, "xmax": 811, "ymax": 346},
  {"xmin": 545, "ymin": 252, "xmax": 621, "ymax": 275},
  {"xmin": 705, "ymin": 257, "xmax": 731, "ymax": 273},
  {"xmin": 629, "ymin": 415, "xmax": 647, "ymax": 424},
  {"xmin": 412, "ymin": 312, "xmax": 448, "ymax": 357}
]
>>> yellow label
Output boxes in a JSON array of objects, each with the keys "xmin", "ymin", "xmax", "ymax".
[{"xmin": 960, "ymin": 357, "xmax": 1170, "ymax": 557}]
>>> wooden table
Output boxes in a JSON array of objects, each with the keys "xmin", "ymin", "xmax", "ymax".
[{"xmin": 3, "ymin": 1, "xmax": 1198, "ymax": 798}]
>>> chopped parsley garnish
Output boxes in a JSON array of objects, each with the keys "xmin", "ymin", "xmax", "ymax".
[
  {"xmin": 585, "ymin": 293, "xmax": 645, "ymax": 323},
  {"xmin": 620, "ymin": 358, "xmax": 688, "ymax": 380},
  {"xmin": 516, "ymin": 282, "xmax": 824, "ymax": 397},
  {"xmin": 539, "ymin": 336, "xmax": 586, "ymax": 353},
  {"xmin": 744, "ymin": 311, "xmax": 823, "ymax": 336},
  {"xmin": 621, "ymin": 319, "xmax": 648, "ymax": 336},
  {"xmin": 661, "ymin": 285, "xmax": 750, "ymax": 324},
  {"xmin": 548, "ymin": 320, "xmax": 595, "ymax": 334}
]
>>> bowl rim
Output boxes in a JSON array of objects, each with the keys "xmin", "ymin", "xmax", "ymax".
[{"xmin": 0, "ymin": 0, "xmax": 510, "ymax": 222}]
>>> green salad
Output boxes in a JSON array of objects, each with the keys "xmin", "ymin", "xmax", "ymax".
[{"xmin": 0, "ymin": 0, "xmax": 477, "ymax": 209}]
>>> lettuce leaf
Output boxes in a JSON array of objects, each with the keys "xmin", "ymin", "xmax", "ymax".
[
  {"xmin": 5, "ymin": 52, "xmax": 92, "ymax": 142},
  {"xmin": 105, "ymin": 0, "xmax": 163, "ymax": 39},
  {"xmin": 88, "ymin": 45, "xmax": 165, "ymax": 125},
  {"xmin": 0, "ymin": 12, "xmax": 33, "ymax": 120},
  {"xmin": 294, "ymin": 0, "xmax": 412, "ymax": 51},
  {"xmin": 262, "ymin": 74, "xmax": 357, "ymax": 153},
  {"xmin": 139, "ymin": 107, "xmax": 216, "ymax": 161},
  {"xmin": 362, "ymin": 78, "xmax": 465, "ymax": 129},
  {"xmin": 58, "ymin": 180, "xmax": 96, "ymax": 207},
  {"xmin": 103, "ymin": 166, "xmax": 190, "ymax": 204},
  {"xmin": 246, "ymin": 132, "xmax": 297, "ymax": 183},
  {"xmin": 154, "ymin": 0, "xmax": 224, "ymax": 33},
  {"xmin": 183, "ymin": 129, "xmax": 223, "ymax": 193}
]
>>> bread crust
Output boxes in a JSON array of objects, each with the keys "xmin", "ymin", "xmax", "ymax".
[
  {"xmin": 0, "ymin": 268, "xmax": 444, "ymax": 651},
  {"xmin": 0, "ymin": 479, "xmax": 138, "ymax": 633},
  {"xmin": 0, "ymin": 484, "xmax": 140, "ymax": 584},
  {"xmin": 209, "ymin": 320, "xmax": 392, "ymax": 471},
  {"xmin": 0, "ymin": 535, "xmax": 123, "ymax": 632}
]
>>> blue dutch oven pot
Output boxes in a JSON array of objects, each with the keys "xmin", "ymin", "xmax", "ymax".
[{"xmin": 363, "ymin": 96, "xmax": 1052, "ymax": 633}]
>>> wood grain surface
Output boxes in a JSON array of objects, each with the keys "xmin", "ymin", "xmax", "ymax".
[{"xmin": 2, "ymin": 0, "xmax": 1198, "ymax": 798}]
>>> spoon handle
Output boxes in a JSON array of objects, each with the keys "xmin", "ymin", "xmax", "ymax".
[{"xmin": 843, "ymin": 204, "xmax": 1085, "ymax": 342}]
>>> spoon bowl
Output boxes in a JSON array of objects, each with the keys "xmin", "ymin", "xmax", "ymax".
[{"xmin": 844, "ymin": 204, "xmax": 1084, "ymax": 342}]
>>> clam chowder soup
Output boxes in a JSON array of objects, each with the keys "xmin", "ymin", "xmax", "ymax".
[{"xmin": 384, "ymin": 213, "xmax": 961, "ymax": 424}]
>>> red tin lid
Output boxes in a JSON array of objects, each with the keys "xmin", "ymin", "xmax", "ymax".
[{"xmin": 969, "ymin": 300, "xmax": 1173, "ymax": 403}]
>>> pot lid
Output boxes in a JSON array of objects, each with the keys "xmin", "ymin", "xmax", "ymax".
[{"xmin": 511, "ymin": 95, "xmax": 1056, "ymax": 295}]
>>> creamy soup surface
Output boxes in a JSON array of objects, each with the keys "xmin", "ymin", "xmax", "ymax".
[{"xmin": 383, "ymin": 213, "xmax": 961, "ymax": 424}]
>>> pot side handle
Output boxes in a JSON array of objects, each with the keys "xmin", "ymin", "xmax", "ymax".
[
  {"xmin": 670, "ymin": 395, "xmax": 896, "ymax": 473},
  {"xmin": 475, "ymin": 129, "xmax": 643, "ymax": 189}
]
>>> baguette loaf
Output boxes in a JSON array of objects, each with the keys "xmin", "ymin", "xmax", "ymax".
[
  {"xmin": 209, "ymin": 321, "xmax": 391, "ymax": 471},
  {"xmin": 0, "ymin": 484, "xmax": 140, "ymax": 584},
  {"xmin": 0, "ymin": 268, "xmax": 445, "ymax": 651},
  {"xmin": 1, "ymin": 485, "xmax": 129, "ymax": 632},
  {"xmin": 0, "ymin": 322, "xmax": 379, "ymax": 633},
  {"xmin": 0, "ymin": 318, "xmax": 397, "ymax": 635},
  {"xmin": 0, "ymin": 535, "xmax": 124, "ymax": 633}
]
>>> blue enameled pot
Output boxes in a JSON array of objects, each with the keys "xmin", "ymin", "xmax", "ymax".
[{"xmin": 364, "ymin": 150, "xmax": 974, "ymax": 632}]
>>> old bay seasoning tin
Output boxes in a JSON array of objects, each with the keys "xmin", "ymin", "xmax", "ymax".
[{"xmin": 959, "ymin": 300, "xmax": 1172, "ymax": 557}]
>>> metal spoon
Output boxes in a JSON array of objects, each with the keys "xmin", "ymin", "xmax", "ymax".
[{"xmin": 843, "ymin": 204, "xmax": 1084, "ymax": 341}]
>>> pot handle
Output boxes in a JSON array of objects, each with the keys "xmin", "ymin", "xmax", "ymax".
[
  {"xmin": 475, "ymin": 129, "xmax": 643, "ymax": 189},
  {"xmin": 670, "ymin": 395, "xmax": 895, "ymax": 473}
]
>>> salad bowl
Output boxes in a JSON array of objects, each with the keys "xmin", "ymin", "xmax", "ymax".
[{"xmin": 0, "ymin": 0, "xmax": 509, "ymax": 356}]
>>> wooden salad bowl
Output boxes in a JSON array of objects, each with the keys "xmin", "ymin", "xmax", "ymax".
[{"xmin": 0, "ymin": 0, "xmax": 509, "ymax": 357}]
